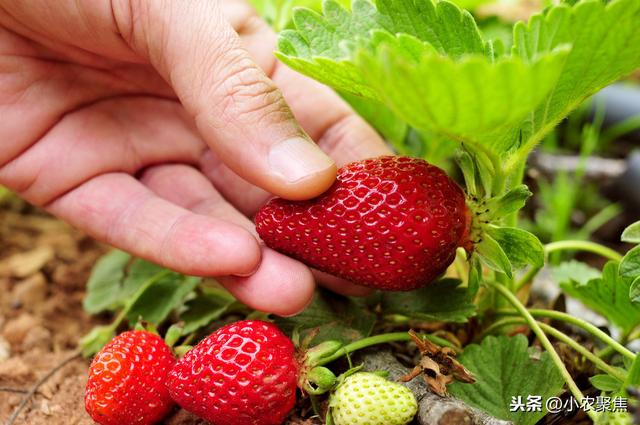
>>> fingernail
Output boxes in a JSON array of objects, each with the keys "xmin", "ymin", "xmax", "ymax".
[{"xmin": 269, "ymin": 137, "xmax": 335, "ymax": 184}]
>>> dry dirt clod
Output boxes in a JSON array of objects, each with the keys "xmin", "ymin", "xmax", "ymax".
[
  {"xmin": 0, "ymin": 246, "xmax": 54, "ymax": 278},
  {"xmin": 0, "ymin": 335, "xmax": 10, "ymax": 361},
  {"xmin": 2, "ymin": 313, "xmax": 40, "ymax": 347},
  {"xmin": 11, "ymin": 272, "xmax": 47, "ymax": 310}
]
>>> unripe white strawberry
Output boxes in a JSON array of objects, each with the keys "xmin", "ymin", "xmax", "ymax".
[{"xmin": 329, "ymin": 372, "xmax": 418, "ymax": 425}]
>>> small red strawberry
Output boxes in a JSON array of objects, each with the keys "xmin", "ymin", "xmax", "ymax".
[
  {"xmin": 255, "ymin": 156, "xmax": 470, "ymax": 291},
  {"xmin": 85, "ymin": 330, "xmax": 176, "ymax": 425},
  {"xmin": 166, "ymin": 320, "xmax": 298, "ymax": 425}
]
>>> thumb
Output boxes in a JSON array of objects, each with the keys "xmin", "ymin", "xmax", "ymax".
[{"xmin": 113, "ymin": 0, "xmax": 337, "ymax": 200}]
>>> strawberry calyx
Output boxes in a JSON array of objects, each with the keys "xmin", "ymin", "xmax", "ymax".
[{"xmin": 297, "ymin": 341, "xmax": 342, "ymax": 395}]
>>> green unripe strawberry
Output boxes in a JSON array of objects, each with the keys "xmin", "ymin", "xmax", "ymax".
[{"xmin": 329, "ymin": 372, "xmax": 418, "ymax": 425}]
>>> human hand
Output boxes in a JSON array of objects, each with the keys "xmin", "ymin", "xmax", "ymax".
[{"xmin": 0, "ymin": 0, "xmax": 391, "ymax": 315}]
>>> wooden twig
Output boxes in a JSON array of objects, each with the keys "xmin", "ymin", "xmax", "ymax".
[
  {"xmin": 5, "ymin": 350, "xmax": 82, "ymax": 425},
  {"xmin": 0, "ymin": 388, "xmax": 28, "ymax": 394}
]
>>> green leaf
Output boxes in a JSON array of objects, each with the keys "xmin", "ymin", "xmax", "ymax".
[
  {"xmin": 340, "ymin": 91, "xmax": 408, "ymax": 145},
  {"xmin": 275, "ymin": 289, "xmax": 376, "ymax": 344},
  {"xmin": 277, "ymin": 0, "xmax": 568, "ymax": 159},
  {"xmin": 278, "ymin": 0, "xmax": 640, "ymax": 165},
  {"xmin": 83, "ymin": 250, "xmax": 131, "ymax": 314},
  {"xmin": 357, "ymin": 38, "xmax": 567, "ymax": 156},
  {"xmin": 509, "ymin": 0, "xmax": 640, "ymax": 159},
  {"xmin": 620, "ymin": 246, "xmax": 640, "ymax": 279},
  {"xmin": 560, "ymin": 261, "xmax": 640, "ymax": 333},
  {"xmin": 486, "ymin": 226, "xmax": 544, "ymax": 269},
  {"xmin": 475, "ymin": 233, "xmax": 513, "ymax": 278},
  {"xmin": 551, "ymin": 260, "xmax": 601, "ymax": 287},
  {"xmin": 630, "ymin": 277, "xmax": 640, "ymax": 304},
  {"xmin": 179, "ymin": 286, "xmax": 237, "ymax": 335},
  {"xmin": 121, "ymin": 259, "xmax": 166, "ymax": 298},
  {"xmin": 380, "ymin": 278, "xmax": 476, "ymax": 322},
  {"xmin": 622, "ymin": 221, "xmax": 640, "ymax": 244},
  {"xmin": 590, "ymin": 374, "xmax": 624, "ymax": 392},
  {"xmin": 449, "ymin": 335, "xmax": 564, "ymax": 425},
  {"xmin": 125, "ymin": 273, "xmax": 200, "ymax": 326}
]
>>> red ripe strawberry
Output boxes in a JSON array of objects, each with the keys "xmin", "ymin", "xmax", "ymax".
[
  {"xmin": 255, "ymin": 156, "xmax": 469, "ymax": 291},
  {"xmin": 166, "ymin": 320, "xmax": 298, "ymax": 425},
  {"xmin": 85, "ymin": 330, "xmax": 176, "ymax": 425}
]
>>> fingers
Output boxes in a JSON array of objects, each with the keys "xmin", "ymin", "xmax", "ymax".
[
  {"xmin": 312, "ymin": 270, "xmax": 374, "ymax": 297},
  {"xmin": 46, "ymin": 173, "xmax": 261, "ymax": 277},
  {"xmin": 0, "ymin": 97, "xmax": 204, "ymax": 206},
  {"xmin": 220, "ymin": 0, "xmax": 391, "ymax": 161},
  {"xmin": 108, "ymin": 0, "xmax": 337, "ymax": 200},
  {"xmin": 141, "ymin": 164, "xmax": 316, "ymax": 316}
]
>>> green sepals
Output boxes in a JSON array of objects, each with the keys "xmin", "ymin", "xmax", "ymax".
[
  {"xmin": 486, "ymin": 226, "xmax": 544, "ymax": 270},
  {"xmin": 132, "ymin": 321, "xmax": 159, "ymax": 335},
  {"xmin": 620, "ymin": 246, "xmax": 640, "ymax": 279},
  {"xmin": 559, "ymin": 261, "xmax": 640, "ymax": 334},
  {"xmin": 449, "ymin": 335, "xmax": 564, "ymax": 425},
  {"xmin": 475, "ymin": 233, "xmax": 513, "ymax": 278},
  {"xmin": 456, "ymin": 149, "xmax": 497, "ymax": 199},
  {"xmin": 304, "ymin": 366, "xmax": 338, "ymax": 395},
  {"xmin": 80, "ymin": 325, "xmax": 115, "ymax": 358},
  {"xmin": 590, "ymin": 374, "xmax": 624, "ymax": 392},
  {"xmin": 484, "ymin": 185, "xmax": 532, "ymax": 218},
  {"xmin": 468, "ymin": 256, "xmax": 483, "ymax": 296},
  {"xmin": 164, "ymin": 324, "xmax": 183, "ymax": 348},
  {"xmin": 622, "ymin": 221, "xmax": 640, "ymax": 244},
  {"xmin": 174, "ymin": 345, "xmax": 193, "ymax": 358}
]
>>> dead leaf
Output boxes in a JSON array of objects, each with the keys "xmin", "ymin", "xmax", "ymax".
[{"xmin": 400, "ymin": 330, "xmax": 475, "ymax": 396}]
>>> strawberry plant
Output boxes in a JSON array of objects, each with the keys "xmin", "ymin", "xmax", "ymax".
[{"xmin": 77, "ymin": 0, "xmax": 640, "ymax": 424}]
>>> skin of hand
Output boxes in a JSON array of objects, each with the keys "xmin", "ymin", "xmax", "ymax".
[{"xmin": 0, "ymin": 0, "xmax": 391, "ymax": 316}]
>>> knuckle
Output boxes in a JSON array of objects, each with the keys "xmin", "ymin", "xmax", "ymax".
[{"xmin": 213, "ymin": 50, "xmax": 292, "ymax": 125}]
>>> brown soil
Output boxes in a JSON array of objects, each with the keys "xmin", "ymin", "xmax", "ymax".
[
  {"xmin": 0, "ymin": 202, "xmax": 319, "ymax": 425},
  {"xmin": 0, "ymin": 205, "xmax": 205, "ymax": 424}
]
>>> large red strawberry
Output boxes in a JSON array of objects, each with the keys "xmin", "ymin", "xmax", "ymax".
[
  {"xmin": 85, "ymin": 330, "xmax": 176, "ymax": 425},
  {"xmin": 166, "ymin": 320, "xmax": 298, "ymax": 425},
  {"xmin": 255, "ymin": 156, "xmax": 469, "ymax": 291}
]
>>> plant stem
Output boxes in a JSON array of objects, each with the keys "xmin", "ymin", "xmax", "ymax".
[
  {"xmin": 497, "ymin": 309, "xmax": 635, "ymax": 360},
  {"xmin": 538, "ymin": 322, "xmax": 627, "ymax": 381},
  {"xmin": 488, "ymin": 281, "xmax": 598, "ymax": 421},
  {"xmin": 514, "ymin": 239, "xmax": 623, "ymax": 292},
  {"xmin": 544, "ymin": 240, "xmax": 622, "ymax": 262},
  {"xmin": 514, "ymin": 266, "xmax": 541, "ymax": 292},
  {"xmin": 316, "ymin": 332, "xmax": 455, "ymax": 367},
  {"xmin": 525, "ymin": 309, "xmax": 635, "ymax": 361},
  {"xmin": 482, "ymin": 317, "xmax": 626, "ymax": 381}
]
